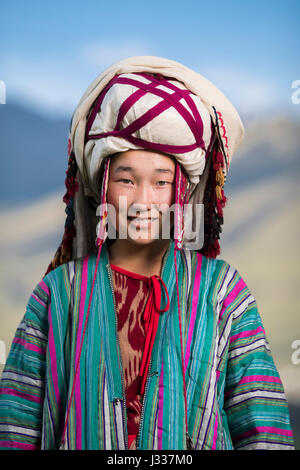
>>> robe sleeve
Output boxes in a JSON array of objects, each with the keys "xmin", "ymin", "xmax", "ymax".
[
  {"xmin": 220, "ymin": 266, "xmax": 295, "ymax": 450},
  {"xmin": 0, "ymin": 278, "xmax": 50, "ymax": 450}
]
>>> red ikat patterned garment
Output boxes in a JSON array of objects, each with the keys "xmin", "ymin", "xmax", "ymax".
[{"xmin": 110, "ymin": 263, "xmax": 169, "ymax": 450}]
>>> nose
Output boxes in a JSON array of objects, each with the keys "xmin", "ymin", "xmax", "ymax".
[
  {"xmin": 130, "ymin": 182, "xmax": 153, "ymax": 215},
  {"xmin": 128, "ymin": 182, "xmax": 155, "ymax": 217}
]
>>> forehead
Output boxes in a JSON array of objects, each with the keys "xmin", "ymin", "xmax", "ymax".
[{"xmin": 110, "ymin": 150, "xmax": 176, "ymax": 171}]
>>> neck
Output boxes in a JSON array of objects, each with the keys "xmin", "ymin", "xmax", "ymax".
[{"xmin": 107, "ymin": 238, "xmax": 171, "ymax": 277}]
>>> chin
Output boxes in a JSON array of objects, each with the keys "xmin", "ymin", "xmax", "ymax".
[
  {"xmin": 126, "ymin": 234, "xmax": 162, "ymax": 246},
  {"xmin": 114, "ymin": 221, "xmax": 172, "ymax": 246}
]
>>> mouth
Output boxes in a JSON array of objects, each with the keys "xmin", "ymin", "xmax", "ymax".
[{"xmin": 127, "ymin": 216, "xmax": 159, "ymax": 227}]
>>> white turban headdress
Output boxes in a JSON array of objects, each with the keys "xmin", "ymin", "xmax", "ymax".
[{"xmin": 46, "ymin": 55, "xmax": 245, "ymax": 271}]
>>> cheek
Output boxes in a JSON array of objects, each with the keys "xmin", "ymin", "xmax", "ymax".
[
  {"xmin": 106, "ymin": 184, "xmax": 116, "ymax": 207},
  {"xmin": 106, "ymin": 183, "xmax": 125, "ymax": 209},
  {"xmin": 106, "ymin": 183, "xmax": 131, "ymax": 219},
  {"xmin": 170, "ymin": 184, "xmax": 175, "ymax": 205},
  {"xmin": 160, "ymin": 185, "xmax": 175, "ymax": 207}
]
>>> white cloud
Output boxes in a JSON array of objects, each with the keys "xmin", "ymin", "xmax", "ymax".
[
  {"xmin": 1, "ymin": 40, "xmax": 155, "ymax": 117},
  {"xmin": 2, "ymin": 56, "xmax": 84, "ymax": 116},
  {"xmin": 200, "ymin": 66, "xmax": 282, "ymax": 117},
  {"xmin": 80, "ymin": 40, "xmax": 155, "ymax": 69},
  {"xmin": 1, "ymin": 52, "xmax": 287, "ymax": 119}
]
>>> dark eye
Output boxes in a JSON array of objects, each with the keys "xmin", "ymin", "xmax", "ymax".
[
  {"xmin": 119, "ymin": 179, "xmax": 133, "ymax": 184},
  {"xmin": 157, "ymin": 181, "xmax": 170, "ymax": 186}
]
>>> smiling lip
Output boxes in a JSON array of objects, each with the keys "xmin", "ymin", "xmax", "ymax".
[
  {"xmin": 127, "ymin": 217, "xmax": 158, "ymax": 220},
  {"xmin": 127, "ymin": 217, "xmax": 158, "ymax": 226}
]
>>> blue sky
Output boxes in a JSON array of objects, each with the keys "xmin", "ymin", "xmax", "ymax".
[{"xmin": 1, "ymin": 0, "xmax": 299, "ymax": 119}]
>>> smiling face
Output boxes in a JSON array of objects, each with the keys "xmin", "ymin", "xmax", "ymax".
[{"xmin": 106, "ymin": 149, "xmax": 176, "ymax": 246}]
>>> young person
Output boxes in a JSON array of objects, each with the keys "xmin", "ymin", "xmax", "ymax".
[{"xmin": 0, "ymin": 56, "xmax": 295, "ymax": 450}]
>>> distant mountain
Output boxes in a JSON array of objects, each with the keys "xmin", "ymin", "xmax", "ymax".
[
  {"xmin": 225, "ymin": 115, "xmax": 300, "ymax": 194},
  {"xmin": 0, "ymin": 102, "xmax": 69, "ymax": 207},
  {"xmin": 1, "ymin": 102, "xmax": 299, "ymax": 206}
]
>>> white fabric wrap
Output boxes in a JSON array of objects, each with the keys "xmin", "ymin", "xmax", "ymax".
[
  {"xmin": 84, "ymin": 72, "xmax": 213, "ymax": 197},
  {"xmin": 68, "ymin": 56, "xmax": 245, "ymax": 258}
]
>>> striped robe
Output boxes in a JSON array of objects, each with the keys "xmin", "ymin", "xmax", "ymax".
[{"xmin": 0, "ymin": 239, "xmax": 295, "ymax": 449}]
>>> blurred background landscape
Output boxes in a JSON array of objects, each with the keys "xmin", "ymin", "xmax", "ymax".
[{"xmin": 0, "ymin": 0, "xmax": 299, "ymax": 449}]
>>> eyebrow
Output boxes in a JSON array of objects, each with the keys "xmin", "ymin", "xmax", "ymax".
[{"xmin": 114, "ymin": 166, "xmax": 174, "ymax": 175}]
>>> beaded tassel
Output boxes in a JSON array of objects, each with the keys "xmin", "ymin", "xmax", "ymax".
[
  {"xmin": 95, "ymin": 157, "xmax": 110, "ymax": 247},
  {"xmin": 173, "ymin": 160, "xmax": 195, "ymax": 449},
  {"xmin": 200, "ymin": 137, "xmax": 227, "ymax": 259},
  {"xmin": 174, "ymin": 162, "xmax": 193, "ymax": 250}
]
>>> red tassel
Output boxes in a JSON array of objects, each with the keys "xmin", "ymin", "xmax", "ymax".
[
  {"xmin": 216, "ymin": 199, "xmax": 223, "ymax": 218},
  {"xmin": 211, "ymin": 239, "xmax": 221, "ymax": 258},
  {"xmin": 204, "ymin": 239, "xmax": 220, "ymax": 259},
  {"xmin": 221, "ymin": 189, "xmax": 227, "ymax": 207}
]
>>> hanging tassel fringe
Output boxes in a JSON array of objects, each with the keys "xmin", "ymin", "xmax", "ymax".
[{"xmin": 200, "ymin": 141, "xmax": 227, "ymax": 259}]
